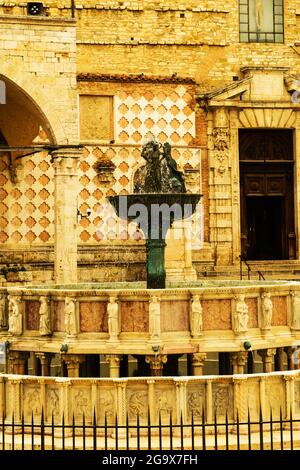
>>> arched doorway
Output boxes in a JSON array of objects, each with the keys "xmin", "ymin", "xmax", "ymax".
[{"xmin": 239, "ymin": 129, "xmax": 295, "ymax": 260}]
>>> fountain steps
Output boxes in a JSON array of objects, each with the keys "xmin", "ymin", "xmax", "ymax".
[{"xmin": 196, "ymin": 260, "xmax": 300, "ymax": 281}]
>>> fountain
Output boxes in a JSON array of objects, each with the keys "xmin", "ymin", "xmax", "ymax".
[{"xmin": 108, "ymin": 140, "xmax": 202, "ymax": 288}]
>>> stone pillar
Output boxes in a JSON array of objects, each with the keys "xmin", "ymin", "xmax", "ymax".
[
  {"xmin": 175, "ymin": 380, "xmax": 187, "ymax": 424},
  {"xmin": 62, "ymin": 354, "xmax": 85, "ymax": 378},
  {"xmin": 145, "ymin": 354, "xmax": 167, "ymax": 377},
  {"xmin": 286, "ymin": 347, "xmax": 300, "ymax": 370},
  {"xmin": 284, "ymin": 375, "xmax": 295, "ymax": 419},
  {"xmin": 35, "ymin": 352, "xmax": 53, "ymax": 377},
  {"xmin": 147, "ymin": 379, "xmax": 156, "ymax": 424},
  {"xmin": 258, "ymin": 348, "xmax": 276, "ymax": 373},
  {"xmin": 106, "ymin": 354, "xmax": 121, "ymax": 378},
  {"xmin": 52, "ymin": 149, "xmax": 81, "ymax": 284},
  {"xmin": 115, "ymin": 380, "xmax": 127, "ymax": 430},
  {"xmin": 275, "ymin": 348, "xmax": 285, "ymax": 371},
  {"xmin": 205, "ymin": 379, "xmax": 213, "ymax": 424},
  {"xmin": 231, "ymin": 351, "xmax": 248, "ymax": 374},
  {"xmin": 208, "ymin": 108, "xmax": 233, "ymax": 266},
  {"xmin": 285, "ymin": 347, "xmax": 296, "ymax": 370},
  {"xmin": 9, "ymin": 351, "xmax": 30, "ymax": 375},
  {"xmin": 192, "ymin": 352, "xmax": 207, "ymax": 376},
  {"xmin": 233, "ymin": 377, "xmax": 247, "ymax": 422}
]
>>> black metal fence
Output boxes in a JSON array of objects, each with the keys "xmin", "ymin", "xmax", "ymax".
[{"xmin": 1, "ymin": 408, "xmax": 300, "ymax": 450}]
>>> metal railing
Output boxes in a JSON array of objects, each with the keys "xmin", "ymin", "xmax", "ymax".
[
  {"xmin": 239, "ymin": 256, "xmax": 265, "ymax": 281},
  {"xmin": 1, "ymin": 407, "xmax": 299, "ymax": 450}
]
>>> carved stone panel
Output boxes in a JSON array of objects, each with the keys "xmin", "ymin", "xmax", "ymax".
[
  {"xmin": 265, "ymin": 379, "xmax": 285, "ymax": 418},
  {"xmin": 161, "ymin": 300, "xmax": 189, "ymax": 332},
  {"xmin": 25, "ymin": 301, "xmax": 40, "ymax": 331},
  {"xmin": 272, "ymin": 296, "xmax": 287, "ymax": 326},
  {"xmin": 186, "ymin": 384, "xmax": 205, "ymax": 422},
  {"xmin": 246, "ymin": 298, "xmax": 258, "ymax": 328},
  {"xmin": 240, "ymin": 379, "xmax": 260, "ymax": 421},
  {"xmin": 127, "ymin": 385, "xmax": 148, "ymax": 424},
  {"xmin": 202, "ymin": 300, "xmax": 231, "ymax": 330},
  {"xmin": 154, "ymin": 385, "xmax": 175, "ymax": 424},
  {"xmin": 79, "ymin": 302, "xmax": 108, "ymax": 332},
  {"xmin": 98, "ymin": 388, "xmax": 115, "ymax": 425},
  {"xmin": 294, "ymin": 381, "xmax": 300, "ymax": 416},
  {"xmin": 46, "ymin": 387, "xmax": 60, "ymax": 421},
  {"xmin": 23, "ymin": 385, "xmax": 41, "ymax": 419},
  {"xmin": 72, "ymin": 387, "xmax": 92, "ymax": 421},
  {"xmin": 53, "ymin": 301, "xmax": 64, "ymax": 332},
  {"xmin": 121, "ymin": 301, "xmax": 149, "ymax": 332},
  {"xmin": 212, "ymin": 383, "xmax": 233, "ymax": 419}
]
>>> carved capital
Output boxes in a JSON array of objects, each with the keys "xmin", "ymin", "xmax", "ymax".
[
  {"xmin": 106, "ymin": 354, "xmax": 122, "ymax": 368},
  {"xmin": 35, "ymin": 352, "xmax": 53, "ymax": 364},
  {"xmin": 9, "ymin": 351, "xmax": 30, "ymax": 362},
  {"xmin": 231, "ymin": 351, "xmax": 248, "ymax": 367},
  {"xmin": 145, "ymin": 354, "xmax": 167, "ymax": 373},
  {"xmin": 283, "ymin": 374, "xmax": 296, "ymax": 382},
  {"xmin": 192, "ymin": 352, "xmax": 207, "ymax": 367},
  {"xmin": 51, "ymin": 149, "xmax": 81, "ymax": 176},
  {"xmin": 61, "ymin": 354, "xmax": 85, "ymax": 366},
  {"xmin": 258, "ymin": 348, "xmax": 276, "ymax": 360}
]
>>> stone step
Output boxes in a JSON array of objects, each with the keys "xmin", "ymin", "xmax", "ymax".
[{"xmin": 196, "ymin": 261, "xmax": 300, "ymax": 280}]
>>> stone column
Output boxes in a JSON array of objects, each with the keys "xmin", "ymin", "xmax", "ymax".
[
  {"xmin": 205, "ymin": 379, "xmax": 213, "ymax": 425},
  {"xmin": 147, "ymin": 379, "xmax": 156, "ymax": 424},
  {"xmin": 284, "ymin": 375, "xmax": 295, "ymax": 419},
  {"xmin": 145, "ymin": 354, "xmax": 167, "ymax": 377},
  {"xmin": 285, "ymin": 347, "xmax": 296, "ymax": 370},
  {"xmin": 231, "ymin": 351, "xmax": 248, "ymax": 374},
  {"xmin": 115, "ymin": 380, "xmax": 127, "ymax": 430},
  {"xmin": 208, "ymin": 108, "xmax": 233, "ymax": 266},
  {"xmin": 62, "ymin": 354, "xmax": 85, "ymax": 378},
  {"xmin": 258, "ymin": 348, "xmax": 276, "ymax": 373},
  {"xmin": 192, "ymin": 352, "xmax": 207, "ymax": 376},
  {"xmin": 286, "ymin": 347, "xmax": 300, "ymax": 370},
  {"xmin": 275, "ymin": 347, "xmax": 285, "ymax": 371},
  {"xmin": 233, "ymin": 377, "xmax": 247, "ymax": 422},
  {"xmin": 52, "ymin": 149, "xmax": 81, "ymax": 285},
  {"xmin": 9, "ymin": 351, "xmax": 30, "ymax": 375},
  {"xmin": 35, "ymin": 352, "xmax": 53, "ymax": 377},
  {"xmin": 106, "ymin": 354, "xmax": 122, "ymax": 378}
]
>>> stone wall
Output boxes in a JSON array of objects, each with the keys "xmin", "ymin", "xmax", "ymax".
[
  {"xmin": 0, "ymin": 370, "xmax": 299, "ymax": 425},
  {"xmin": 0, "ymin": 14, "xmax": 78, "ymax": 144},
  {"xmin": 1, "ymin": 281, "xmax": 300, "ymax": 356},
  {"xmin": 0, "ymin": 2, "xmax": 299, "ymax": 89}
]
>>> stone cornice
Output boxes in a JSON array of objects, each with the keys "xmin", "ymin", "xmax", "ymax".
[
  {"xmin": 77, "ymin": 73, "xmax": 196, "ymax": 85},
  {"xmin": 0, "ymin": 15, "xmax": 75, "ymax": 26}
]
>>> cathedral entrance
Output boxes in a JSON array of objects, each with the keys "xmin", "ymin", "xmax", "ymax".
[{"xmin": 239, "ymin": 129, "xmax": 295, "ymax": 261}]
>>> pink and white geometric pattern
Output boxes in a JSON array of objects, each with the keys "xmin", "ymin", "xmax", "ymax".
[
  {"xmin": 115, "ymin": 85, "xmax": 195, "ymax": 146},
  {"xmin": 0, "ymin": 152, "xmax": 54, "ymax": 245}
]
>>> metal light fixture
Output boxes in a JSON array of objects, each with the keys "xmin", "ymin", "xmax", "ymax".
[
  {"xmin": 60, "ymin": 343, "xmax": 68, "ymax": 353},
  {"xmin": 27, "ymin": 2, "xmax": 44, "ymax": 16}
]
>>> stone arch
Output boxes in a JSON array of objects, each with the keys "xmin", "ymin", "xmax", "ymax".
[
  {"xmin": 0, "ymin": 73, "xmax": 57, "ymax": 147},
  {"xmin": 239, "ymin": 108, "xmax": 296, "ymax": 128},
  {"xmin": 0, "ymin": 76, "xmax": 58, "ymax": 247}
]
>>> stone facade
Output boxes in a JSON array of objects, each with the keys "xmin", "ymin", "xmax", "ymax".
[
  {"xmin": 0, "ymin": 1, "xmax": 299, "ymax": 283},
  {"xmin": 1, "ymin": 2, "xmax": 300, "ymax": 383}
]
